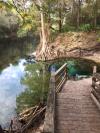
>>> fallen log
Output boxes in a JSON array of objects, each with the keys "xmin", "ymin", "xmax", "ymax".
[
  {"xmin": 19, "ymin": 106, "xmax": 39, "ymax": 123},
  {"xmin": 19, "ymin": 106, "xmax": 38, "ymax": 117}
]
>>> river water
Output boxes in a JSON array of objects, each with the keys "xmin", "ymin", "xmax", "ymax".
[{"xmin": 0, "ymin": 39, "xmax": 36, "ymax": 126}]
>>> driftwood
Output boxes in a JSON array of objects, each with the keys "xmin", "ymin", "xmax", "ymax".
[
  {"xmin": 3, "ymin": 105, "xmax": 46, "ymax": 133},
  {"xmin": 19, "ymin": 106, "xmax": 38, "ymax": 123},
  {"xmin": 19, "ymin": 106, "xmax": 38, "ymax": 117},
  {"xmin": 20, "ymin": 106, "xmax": 46, "ymax": 133}
]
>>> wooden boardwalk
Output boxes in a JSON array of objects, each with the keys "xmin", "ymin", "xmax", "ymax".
[
  {"xmin": 43, "ymin": 64, "xmax": 100, "ymax": 133},
  {"xmin": 56, "ymin": 79, "xmax": 100, "ymax": 133}
]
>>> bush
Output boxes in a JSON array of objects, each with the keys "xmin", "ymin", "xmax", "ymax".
[
  {"xmin": 79, "ymin": 24, "xmax": 92, "ymax": 32},
  {"xmin": 62, "ymin": 25, "xmax": 76, "ymax": 32}
]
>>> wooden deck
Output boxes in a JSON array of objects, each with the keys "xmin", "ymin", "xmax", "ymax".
[
  {"xmin": 43, "ymin": 64, "xmax": 100, "ymax": 133},
  {"xmin": 56, "ymin": 79, "xmax": 100, "ymax": 133}
]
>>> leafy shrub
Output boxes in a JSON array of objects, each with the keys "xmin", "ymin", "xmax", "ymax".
[
  {"xmin": 79, "ymin": 24, "xmax": 92, "ymax": 32},
  {"xmin": 62, "ymin": 25, "xmax": 76, "ymax": 32},
  {"xmin": 16, "ymin": 63, "xmax": 50, "ymax": 113}
]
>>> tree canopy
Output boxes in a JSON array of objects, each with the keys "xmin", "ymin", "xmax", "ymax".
[{"xmin": 0, "ymin": 0, "xmax": 100, "ymax": 57}]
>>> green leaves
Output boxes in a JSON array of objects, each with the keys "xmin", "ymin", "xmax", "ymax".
[{"xmin": 16, "ymin": 63, "xmax": 50, "ymax": 113}]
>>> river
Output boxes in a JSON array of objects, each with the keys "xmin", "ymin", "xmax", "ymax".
[{"xmin": 0, "ymin": 39, "xmax": 36, "ymax": 127}]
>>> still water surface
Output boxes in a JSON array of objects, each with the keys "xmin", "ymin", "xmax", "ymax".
[
  {"xmin": 0, "ymin": 59, "xmax": 26, "ymax": 126},
  {"xmin": 0, "ymin": 40, "xmax": 35, "ymax": 126}
]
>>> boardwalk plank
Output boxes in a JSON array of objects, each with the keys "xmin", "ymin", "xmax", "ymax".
[{"xmin": 55, "ymin": 78, "xmax": 100, "ymax": 133}]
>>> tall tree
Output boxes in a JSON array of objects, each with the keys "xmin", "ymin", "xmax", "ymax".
[
  {"xmin": 76, "ymin": 0, "xmax": 82, "ymax": 28},
  {"xmin": 93, "ymin": 0, "xmax": 98, "ymax": 28}
]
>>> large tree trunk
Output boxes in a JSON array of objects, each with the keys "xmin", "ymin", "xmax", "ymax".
[
  {"xmin": 35, "ymin": 0, "xmax": 52, "ymax": 61},
  {"xmin": 77, "ymin": 0, "xmax": 81, "ymax": 29},
  {"xmin": 57, "ymin": 1, "xmax": 62, "ymax": 33},
  {"xmin": 72, "ymin": 0, "xmax": 77, "ymax": 26},
  {"xmin": 58, "ymin": 7, "xmax": 62, "ymax": 32},
  {"xmin": 40, "ymin": 11, "xmax": 47, "ymax": 55},
  {"xmin": 93, "ymin": 0, "xmax": 98, "ymax": 28},
  {"xmin": 38, "ymin": 0, "xmax": 48, "ymax": 60}
]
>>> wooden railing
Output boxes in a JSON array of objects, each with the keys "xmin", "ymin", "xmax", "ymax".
[
  {"xmin": 91, "ymin": 66, "xmax": 100, "ymax": 109},
  {"xmin": 43, "ymin": 63, "xmax": 67, "ymax": 133},
  {"xmin": 92, "ymin": 73, "xmax": 100, "ymax": 102}
]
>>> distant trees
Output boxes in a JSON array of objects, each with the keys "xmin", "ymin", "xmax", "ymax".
[
  {"xmin": 1, "ymin": 0, "xmax": 100, "ymax": 32},
  {"xmin": 0, "ymin": 0, "xmax": 100, "ymax": 58}
]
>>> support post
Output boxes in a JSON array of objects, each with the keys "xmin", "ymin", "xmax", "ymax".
[
  {"xmin": 92, "ymin": 66, "xmax": 97, "ymax": 88},
  {"xmin": 93, "ymin": 66, "xmax": 97, "ymax": 74},
  {"xmin": 43, "ymin": 73, "xmax": 56, "ymax": 133}
]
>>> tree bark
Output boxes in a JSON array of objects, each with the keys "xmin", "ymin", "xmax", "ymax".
[
  {"xmin": 94, "ymin": 0, "xmax": 98, "ymax": 28},
  {"xmin": 59, "ymin": 6, "xmax": 62, "ymax": 32},
  {"xmin": 37, "ymin": 0, "xmax": 47, "ymax": 60},
  {"xmin": 77, "ymin": 0, "xmax": 81, "ymax": 29},
  {"xmin": 72, "ymin": 0, "xmax": 77, "ymax": 26},
  {"xmin": 40, "ymin": 11, "xmax": 47, "ymax": 54}
]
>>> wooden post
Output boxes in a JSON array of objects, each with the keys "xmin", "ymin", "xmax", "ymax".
[
  {"xmin": 43, "ymin": 73, "xmax": 56, "ymax": 133},
  {"xmin": 93, "ymin": 66, "xmax": 97, "ymax": 74},
  {"xmin": 92, "ymin": 77, "xmax": 96, "ymax": 88},
  {"xmin": 92, "ymin": 66, "xmax": 97, "ymax": 88}
]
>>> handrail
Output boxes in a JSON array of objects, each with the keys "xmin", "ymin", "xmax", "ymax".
[
  {"xmin": 92, "ymin": 66, "xmax": 100, "ymax": 105},
  {"xmin": 92, "ymin": 73, "xmax": 100, "ymax": 98},
  {"xmin": 54, "ymin": 63, "xmax": 67, "ymax": 76},
  {"xmin": 43, "ymin": 63, "xmax": 67, "ymax": 133},
  {"xmin": 91, "ymin": 71, "xmax": 100, "ymax": 110}
]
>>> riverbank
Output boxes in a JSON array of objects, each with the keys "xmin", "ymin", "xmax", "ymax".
[{"xmin": 36, "ymin": 31, "xmax": 100, "ymax": 63}]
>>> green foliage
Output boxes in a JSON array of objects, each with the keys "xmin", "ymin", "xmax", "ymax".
[
  {"xmin": 16, "ymin": 63, "xmax": 50, "ymax": 113},
  {"xmin": 0, "ymin": 0, "xmax": 100, "ymax": 39},
  {"xmin": 17, "ymin": 29, "xmax": 27, "ymax": 37},
  {"xmin": 62, "ymin": 25, "xmax": 76, "ymax": 32},
  {"xmin": 79, "ymin": 24, "xmax": 93, "ymax": 32}
]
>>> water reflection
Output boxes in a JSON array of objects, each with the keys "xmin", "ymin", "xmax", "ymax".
[
  {"xmin": 0, "ymin": 38, "xmax": 38, "ymax": 126},
  {"xmin": 0, "ymin": 40, "xmax": 35, "ymax": 70},
  {"xmin": 0, "ymin": 59, "xmax": 26, "ymax": 126}
]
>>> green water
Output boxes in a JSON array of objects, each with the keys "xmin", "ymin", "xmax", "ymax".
[{"xmin": 49, "ymin": 58, "xmax": 100, "ymax": 76}]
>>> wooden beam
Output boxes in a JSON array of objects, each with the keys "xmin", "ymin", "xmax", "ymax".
[
  {"xmin": 54, "ymin": 63, "xmax": 67, "ymax": 76},
  {"xmin": 91, "ymin": 93, "xmax": 100, "ymax": 111}
]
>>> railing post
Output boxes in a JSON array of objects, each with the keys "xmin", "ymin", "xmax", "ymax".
[
  {"xmin": 93, "ymin": 66, "xmax": 97, "ymax": 74},
  {"xmin": 65, "ymin": 64, "xmax": 67, "ymax": 80},
  {"xmin": 51, "ymin": 73, "xmax": 56, "ymax": 133},
  {"xmin": 92, "ymin": 66, "xmax": 97, "ymax": 88},
  {"xmin": 43, "ymin": 72, "xmax": 56, "ymax": 133}
]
